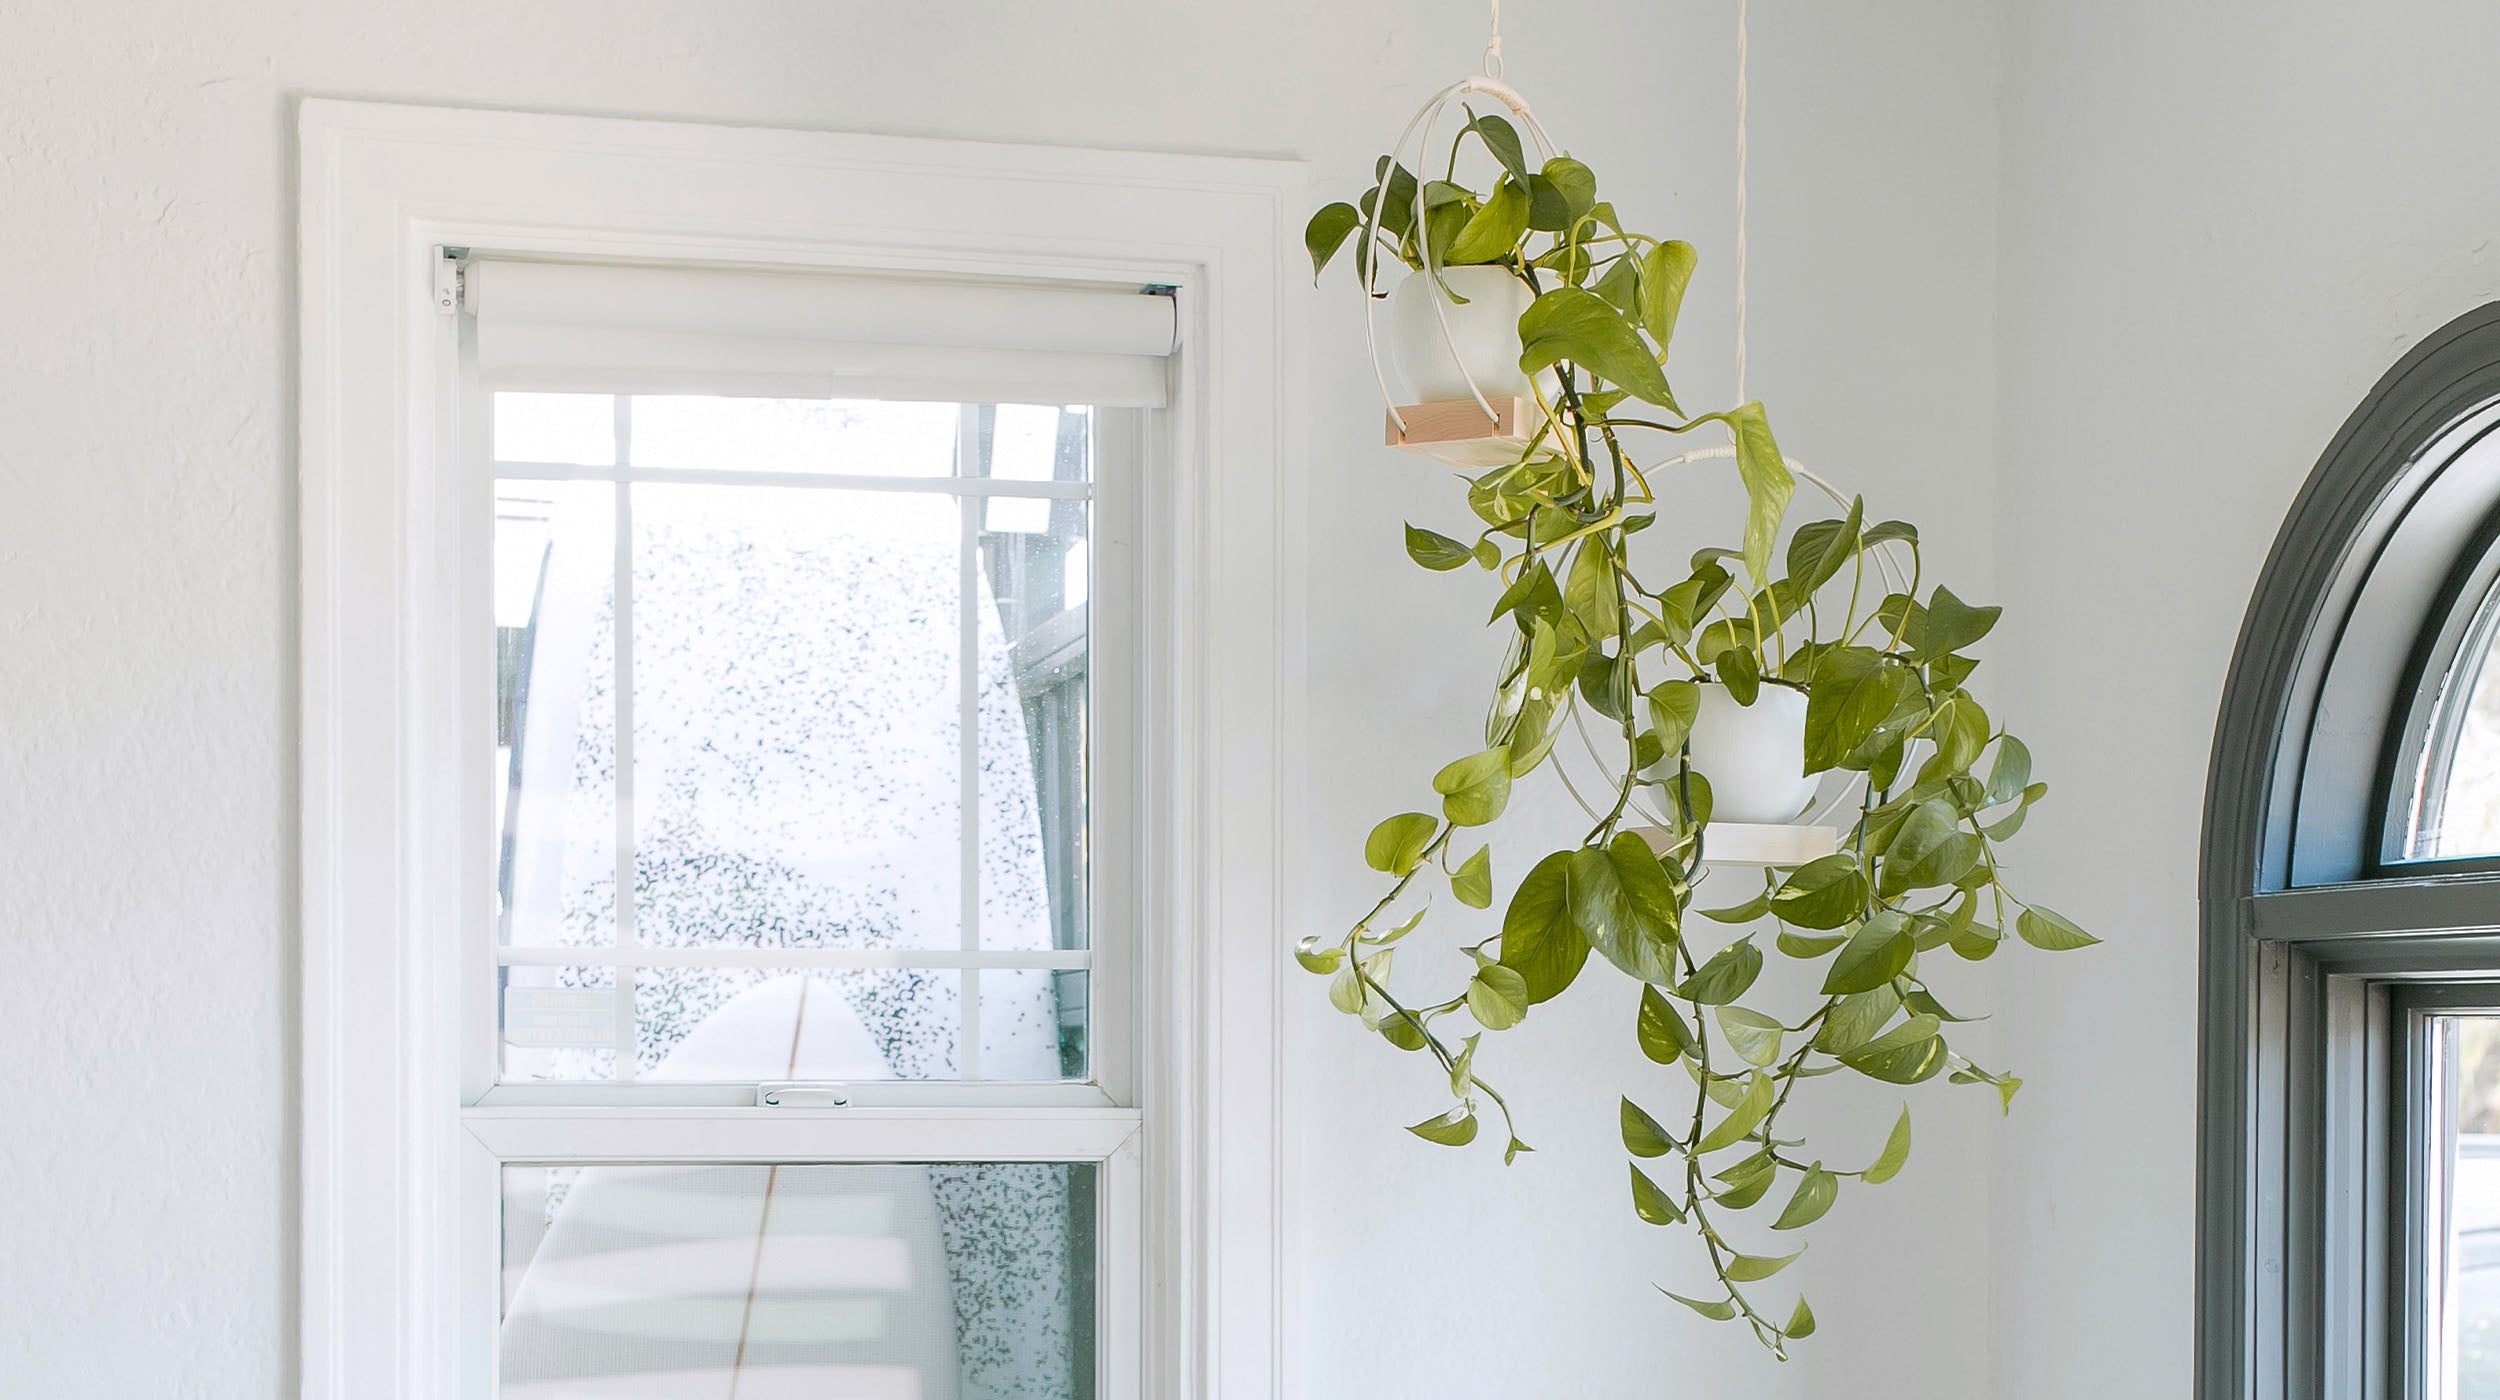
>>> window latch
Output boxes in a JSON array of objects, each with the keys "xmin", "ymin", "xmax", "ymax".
[{"xmin": 757, "ymin": 1082, "xmax": 850, "ymax": 1108}]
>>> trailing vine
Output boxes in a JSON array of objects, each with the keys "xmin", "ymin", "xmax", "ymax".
[{"xmin": 1302, "ymin": 114, "xmax": 2099, "ymax": 1356}]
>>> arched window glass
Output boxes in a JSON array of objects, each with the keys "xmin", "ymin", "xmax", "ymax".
[{"xmin": 2404, "ymin": 570, "xmax": 2500, "ymax": 860}]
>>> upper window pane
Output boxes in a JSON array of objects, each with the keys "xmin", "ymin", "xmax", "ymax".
[
  {"xmin": 2406, "ymin": 579, "xmax": 2500, "ymax": 859},
  {"xmin": 975, "ymin": 404, "xmax": 1087, "ymax": 482},
  {"xmin": 490, "ymin": 394, "xmax": 1097, "ymax": 1085},
  {"xmin": 494, "ymin": 481, "xmax": 617, "ymax": 951},
  {"xmin": 627, "ymin": 482, "xmax": 965, "ymax": 952},
  {"xmin": 629, "ymin": 396, "xmax": 958, "ymax": 477},
  {"xmin": 494, "ymin": 392, "xmax": 615, "ymax": 466}
]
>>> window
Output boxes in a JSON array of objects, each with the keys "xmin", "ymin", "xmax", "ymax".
[
  {"xmin": 2202, "ymin": 304, "xmax": 2500, "ymax": 1400},
  {"xmin": 300, "ymin": 101, "xmax": 1295, "ymax": 1400},
  {"xmin": 484, "ymin": 386, "xmax": 1123, "ymax": 1397}
]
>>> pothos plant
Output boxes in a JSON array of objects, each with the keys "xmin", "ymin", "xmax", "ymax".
[{"xmin": 1301, "ymin": 113, "xmax": 2099, "ymax": 1357}]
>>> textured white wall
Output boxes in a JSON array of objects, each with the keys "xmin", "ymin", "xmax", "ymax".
[
  {"xmin": 1989, "ymin": 3, "xmax": 2500, "ymax": 1396},
  {"xmin": 0, "ymin": 2, "xmax": 2001, "ymax": 1395}
]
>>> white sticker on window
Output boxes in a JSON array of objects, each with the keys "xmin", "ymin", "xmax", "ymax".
[{"xmin": 504, "ymin": 987, "xmax": 616, "ymax": 1047}]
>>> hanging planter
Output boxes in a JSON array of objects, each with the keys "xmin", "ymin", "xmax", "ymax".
[{"xmin": 1299, "ymin": 34, "xmax": 2100, "ymax": 1359}]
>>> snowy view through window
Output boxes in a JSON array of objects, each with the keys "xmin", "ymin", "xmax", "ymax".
[
  {"xmin": 490, "ymin": 395, "xmax": 1097, "ymax": 1398},
  {"xmin": 2443, "ymin": 1017, "xmax": 2500, "ymax": 1399},
  {"xmin": 2410, "ymin": 579, "xmax": 2500, "ymax": 860}
]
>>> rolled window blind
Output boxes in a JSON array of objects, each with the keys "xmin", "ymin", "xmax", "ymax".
[{"xmin": 467, "ymin": 260, "xmax": 1177, "ymax": 406}]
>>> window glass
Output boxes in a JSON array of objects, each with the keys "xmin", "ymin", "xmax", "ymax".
[
  {"xmin": 627, "ymin": 482, "xmax": 965, "ymax": 953},
  {"xmin": 494, "ymin": 482, "xmax": 617, "ymax": 950},
  {"xmin": 2432, "ymin": 1016, "xmax": 2500, "ymax": 1396},
  {"xmin": 628, "ymin": 967, "xmax": 968, "ymax": 1083},
  {"xmin": 498, "ymin": 966, "xmax": 619, "ymax": 1084},
  {"xmin": 630, "ymin": 396, "xmax": 958, "ymax": 477},
  {"xmin": 493, "ymin": 392, "xmax": 615, "ymax": 466},
  {"xmin": 498, "ymin": 1161, "xmax": 1097, "ymax": 1398},
  {"xmin": 491, "ymin": 395, "xmax": 1094, "ymax": 1084},
  {"xmin": 2407, "ymin": 580, "xmax": 2500, "ymax": 859}
]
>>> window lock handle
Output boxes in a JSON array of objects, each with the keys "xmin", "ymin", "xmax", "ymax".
[{"xmin": 757, "ymin": 1082, "xmax": 851, "ymax": 1108}]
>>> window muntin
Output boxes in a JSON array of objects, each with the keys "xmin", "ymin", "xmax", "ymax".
[{"xmin": 491, "ymin": 394, "xmax": 1098, "ymax": 1087}]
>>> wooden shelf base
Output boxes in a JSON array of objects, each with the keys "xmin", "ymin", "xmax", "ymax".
[
  {"xmin": 1385, "ymin": 396, "xmax": 1542, "ymax": 468},
  {"xmin": 1629, "ymin": 821, "xmax": 1843, "ymax": 868}
]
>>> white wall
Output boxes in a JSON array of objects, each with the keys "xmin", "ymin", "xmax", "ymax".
[
  {"xmin": 0, "ymin": 2, "xmax": 2002, "ymax": 1395},
  {"xmin": 1988, "ymin": 3, "xmax": 2500, "ymax": 1396}
]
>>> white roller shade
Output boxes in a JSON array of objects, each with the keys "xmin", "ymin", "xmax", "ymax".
[{"xmin": 468, "ymin": 259, "xmax": 1177, "ymax": 406}]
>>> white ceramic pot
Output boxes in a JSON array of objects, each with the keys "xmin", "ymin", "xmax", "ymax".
[
  {"xmin": 1388, "ymin": 265, "xmax": 1534, "ymax": 404},
  {"xmin": 1686, "ymin": 684, "xmax": 1820, "ymax": 825}
]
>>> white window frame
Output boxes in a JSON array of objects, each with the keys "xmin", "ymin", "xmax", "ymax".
[
  {"xmin": 299, "ymin": 98, "xmax": 1300, "ymax": 1400},
  {"xmin": 473, "ymin": 395, "xmax": 1142, "ymax": 1114}
]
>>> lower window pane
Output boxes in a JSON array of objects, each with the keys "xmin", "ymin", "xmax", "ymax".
[
  {"xmin": 2441, "ymin": 1017, "xmax": 2500, "ymax": 1396},
  {"xmin": 499, "ymin": 1161, "xmax": 1096, "ymax": 1399}
]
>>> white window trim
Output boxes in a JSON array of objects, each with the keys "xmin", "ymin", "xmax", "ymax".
[{"xmin": 298, "ymin": 97, "xmax": 1300, "ymax": 1400}]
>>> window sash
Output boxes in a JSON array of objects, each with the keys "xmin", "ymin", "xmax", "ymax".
[
  {"xmin": 478, "ymin": 1081, "xmax": 1121, "ymax": 1110},
  {"xmin": 458, "ymin": 1112, "xmax": 1144, "ymax": 1399},
  {"xmin": 463, "ymin": 1106, "xmax": 1141, "ymax": 1161},
  {"xmin": 497, "ymin": 460, "xmax": 1095, "ymax": 496},
  {"xmin": 465, "ymin": 383, "xmax": 1140, "ymax": 1110}
]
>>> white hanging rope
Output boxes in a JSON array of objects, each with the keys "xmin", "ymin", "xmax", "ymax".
[
  {"xmin": 1485, "ymin": 0, "xmax": 1505, "ymax": 76},
  {"xmin": 1734, "ymin": 0, "xmax": 1751, "ymax": 405}
]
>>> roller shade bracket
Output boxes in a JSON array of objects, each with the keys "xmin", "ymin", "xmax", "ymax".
[{"xmin": 434, "ymin": 245, "xmax": 468, "ymax": 316}]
